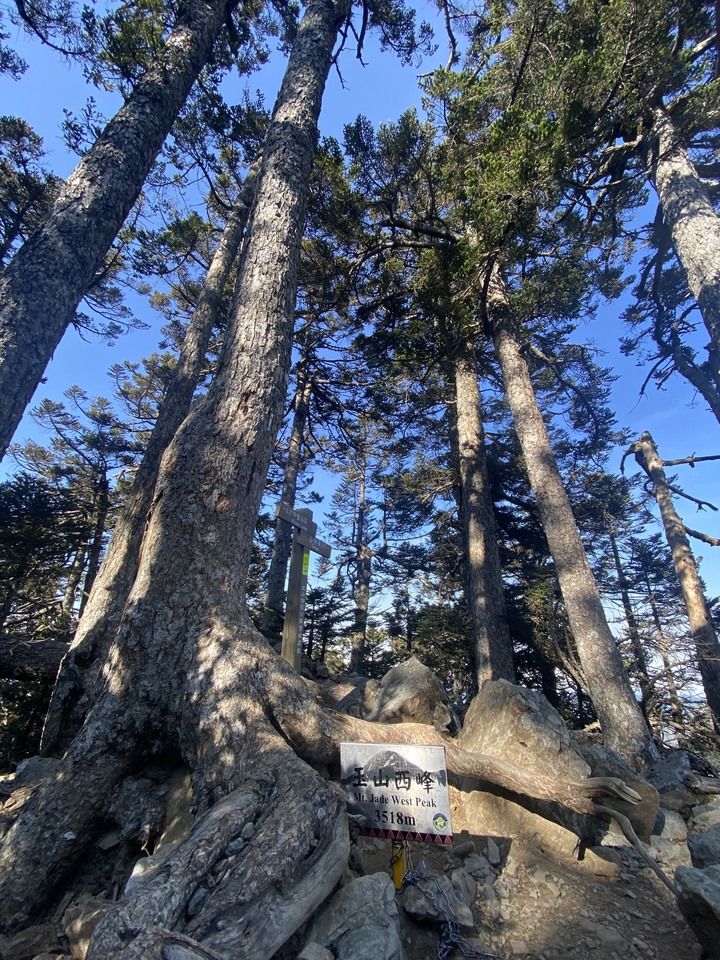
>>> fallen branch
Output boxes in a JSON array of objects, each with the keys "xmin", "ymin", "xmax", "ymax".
[{"xmin": 594, "ymin": 804, "xmax": 678, "ymax": 897}]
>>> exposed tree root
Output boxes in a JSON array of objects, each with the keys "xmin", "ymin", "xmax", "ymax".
[
  {"xmin": 261, "ymin": 650, "xmax": 643, "ymax": 817},
  {"xmin": 594, "ymin": 803, "xmax": 679, "ymax": 897},
  {"xmin": 1, "ymin": 629, "xmax": 650, "ymax": 957}
]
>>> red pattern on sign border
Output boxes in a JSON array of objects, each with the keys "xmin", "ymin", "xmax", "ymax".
[{"xmin": 360, "ymin": 826, "xmax": 453, "ymax": 844}]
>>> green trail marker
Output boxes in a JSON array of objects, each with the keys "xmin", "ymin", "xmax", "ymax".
[{"xmin": 276, "ymin": 502, "xmax": 331, "ymax": 670}]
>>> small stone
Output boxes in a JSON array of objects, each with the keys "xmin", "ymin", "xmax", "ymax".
[
  {"xmin": 464, "ymin": 853, "xmax": 492, "ymax": 876},
  {"xmin": 485, "ymin": 837, "xmax": 502, "ymax": 866},
  {"xmin": 297, "ymin": 943, "xmax": 333, "ymax": 960},
  {"xmin": 241, "ymin": 821, "xmax": 255, "ymax": 839},
  {"xmin": 452, "ymin": 840, "xmax": 476, "ymax": 858},
  {"xmin": 509, "ymin": 939, "xmax": 530, "ymax": 955}
]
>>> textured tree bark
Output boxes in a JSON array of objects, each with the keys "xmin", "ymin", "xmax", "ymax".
[
  {"xmin": 488, "ymin": 267, "xmax": 657, "ymax": 770},
  {"xmin": 41, "ymin": 170, "xmax": 257, "ymax": 755},
  {"xmin": 626, "ymin": 431, "xmax": 720, "ymax": 728},
  {"xmin": 0, "ymin": 0, "xmax": 239, "ymax": 460},
  {"xmin": 452, "ymin": 339, "xmax": 515, "ymax": 687},
  {"xmin": 646, "ymin": 107, "xmax": 720, "ymax": 362},
  {"xmin": 0, "ymin": 5, "xmax": 646, "ymax": 951},
  {"xmin": 260, "ymin": 361, "xmax": 313, "ymax": 641},
  {"xmin": 0, "ymin": 0, "xmax": 352, "ymax": 934}
]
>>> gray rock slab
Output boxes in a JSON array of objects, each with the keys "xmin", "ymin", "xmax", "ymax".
[
  {"xmin": 360, "ymin": 657, "xmax": 458, "ymax": 733},
  {"xmin": 307, "ymin": 872, "xmax": 404, "ymax": 960},
  {"xmin": 691, "ymin": 798, "xmax": 720, "ymax": 834},
  {"xmin": 689, "ymin": 824, "xmax": 720, "ymax": 868},
  {"xmin": 675, "ymin": 863, "xmax": 720, "ymax": 960}
]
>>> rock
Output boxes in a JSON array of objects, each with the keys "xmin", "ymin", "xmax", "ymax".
[
  {"xmin": 485, "ymin": 836, "xmax": 502, "ymax": 866},
  {"xmin": 689, "ymin": 825, "xmax": 720, "ymax": 868},
  {"xmin": 577, "ymin": 918, "xmax": 628, "ymax": 952},
  {"xmin": 582, "ymin": 848, "xmax": 622, "ymax": 878},
  {"xmin": 360, "ymin": 657, "xmax": 458, "ymax": 733},
  {"xmin": 675, "ymin": 863, "xmax": 720, "ymax": 960},
  {"xmin": 329, "ymin": 678, "xmax": 372, "ymax": 717},
  {"xmin": 648, "ymin": 806, "xmax": 692, "ymax": 871},
  {"xmin": 647, "ymin": 835, "xmax": 691, "ymax": 871},
  {"xmin": 690, "ymin": 798, "xmax": 720, "ymax": 834},
  {"xmin": 11, "ymin": 757, "xmax": 60, "ymax": 788},
  {"xmin": 451, "ymin": 840, "xmax": 475, "ymax": 858},
  {"xmin": 0, "ymin": 923, "xmax": 59, "ymax": 960},
  {"xmin": 653, "ymin": 808, "xmax": 688, "ymax": 844},
  {"xmin": 451, "ymin": 866, "xmax": 477, "ymax": 907},
  {"xmin": 402, "ymin": 870, "xmax": 474, "ymax": 929},
  {"xmin": 307, "ymin": 872, "xmax": 404, "ymax": 960},
  {"xmin": 459, "ymin": 681, "xmax": 590, "ymax": 781},
  {"xmin": 451, "ymin": 785, "xmax": 587, "ymax": 864},
  {"xmin": 572, "ymin": 743, "xmax": 659, "ymax": 842},
  {"xmin": 297, "ymin": 944, "xmax": 334, "ymax": 960},
  {"xmin": 646, "ymin": 750, "xmax": 692, "ymax": 794},
  {"xmin": 458, "ymin": 680, "xmax": 601, "ymax": 840},
  {"xmin": 62, "ymin": 898, "xmax": 113, "ymax": 959}
]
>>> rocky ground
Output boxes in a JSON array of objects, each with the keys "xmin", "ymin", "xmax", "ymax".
[
  {"xmin": 2, "ymin": 662, "xmax": 720, "ymax": 960},
  {"xmin": 358, "ymin": 826, "xmax": 702, "ymax": 960}
]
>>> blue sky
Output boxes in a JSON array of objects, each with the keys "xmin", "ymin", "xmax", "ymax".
[{"xmin": 3, "ymin": 3, "xmax": 720, "ymax": 602}]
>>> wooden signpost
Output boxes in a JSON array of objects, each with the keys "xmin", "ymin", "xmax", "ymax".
[{"xmin": 276, "ymin": 501, "xmax": 331, "ymax": 670}]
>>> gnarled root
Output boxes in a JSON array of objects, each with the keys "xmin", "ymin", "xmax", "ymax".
[{"xmin": 88, "ymin": 745, "xmax": 349, "ymax": 960}]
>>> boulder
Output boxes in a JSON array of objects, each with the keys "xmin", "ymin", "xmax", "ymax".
[
  {"xmin": 690, "ymin": 797, "xmax": 720, "ymax": 834},
  {"xmin": 458, "ymin": 681, "xmax": 590, "ymax": 782},
  {"xmin": 646, "ymin": 749, "xmax": 692, "ymax": 793},
  {"xmin": 675, "ymin": 863, "xmax": 720, "ymax": 960},
  {"xmin": 457, "ymin": 681, "xmax": 600, "ymax": 840},
  {"xmin": 571, "ymin": 742, "xmax": 659, "ymax": 842},
  {"xmin": 689, "ymin": 825, "xmax": 720, "ymax": 869},
  {"xmin": 306, "ymin": 872, "xmax": 404, "ymax": 960},
  {"xmin": 360, "ymin": 657, "xmax": 458, "ymax": 733}
]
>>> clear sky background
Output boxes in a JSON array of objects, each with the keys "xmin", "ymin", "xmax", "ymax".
[{"xmin": 3, "ymin": 2, "xmax": 720, "ymax": 602}]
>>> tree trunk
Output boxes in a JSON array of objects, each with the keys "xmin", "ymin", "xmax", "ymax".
[
  {"xmin": 488, "ymin": 266, "xmax": 657, "ymax": 770},
  {"xmin": 645, "ymin": 107, "xmax": 720, "ymax": 363},
  {"xmin": 626, "ymin": 431, "xmax": 720, "ymax": 728},
  {"xmin": 0, "ymin": 0, "xmax": 352, "ymax": 935},
  {"xmin": 607, "ymin": 525, "xmax": 653, "ymax": 715},
  {"xmin": 40, "ymin": 173, "xmax": 256, "ymax": 754},
  {"xmin": 349, "ymin": 465, "xmax": 371, "ymax": 674},
  {"xmin": 0, "ymin": 633, "xmax": 66, "ymax": 681},
  {"xmin": 260, "ymin": 361, "xmax": 313, "ymax": 641},
  {"xmin": 0, "ymin": 8, "xmax": 647, "ymax": 952},
  {"xmin": 645, "ymin": 576, "xmax": 684, "ymax": 723},
  {"xmin": 452, "ymin": 339, "xmax": 515, "ymax": 687},
  {"xmin": 0, "ymin": 0, "xmax": 238, "ymax": 460},
  {"xmin": 77, "ymin": 470, "xmax": 110, "ymax": 620}
]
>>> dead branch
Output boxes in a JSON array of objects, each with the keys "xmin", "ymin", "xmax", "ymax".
[
  {"xmin": 593, "ymin": 804, "xmax": 678, "ymax": 896},
  {"xmin": 684, "ymin": 525, "xmax": 720, "ymax": 547}
]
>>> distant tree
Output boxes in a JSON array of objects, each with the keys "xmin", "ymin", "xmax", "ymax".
[
  {"xmin": 623, "ymin": 431, "xmax": 720, "ymax": 730},
  {"xmin": 0, "ymin": 117, "xmax": 61, "ymax": 265}
]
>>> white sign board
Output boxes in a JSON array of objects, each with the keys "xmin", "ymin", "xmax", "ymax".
[{"xmin": 340, "ymin": 742, "xmax": 453, "ymax": 844}]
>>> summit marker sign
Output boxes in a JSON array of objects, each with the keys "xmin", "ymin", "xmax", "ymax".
[{"xmin": 340, "ymin": 742, "xmax": 453, "ymax": 844}]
